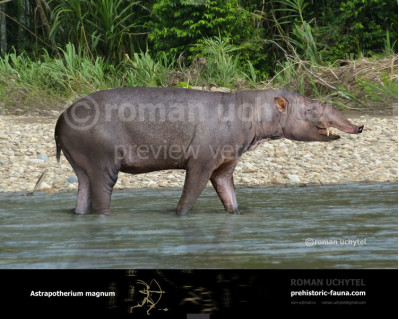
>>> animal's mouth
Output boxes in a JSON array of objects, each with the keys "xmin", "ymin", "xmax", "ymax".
[{"xmin": 317, "ymin": 126, "xmax": 341, "ymax": 140}]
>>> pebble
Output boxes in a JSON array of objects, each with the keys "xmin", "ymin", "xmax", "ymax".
[
  {"xmin": 271, "ymin": 176, "xmax": 283, "ymax": 184},
  {"xmin": 67, "ymin": 176, "xmax": 78, "ymax": 183},
  {"xmin": 39, "ymin": 182, "xmax": 52, "ymax": 190},
  {"xmin": 66, "ymin": 183, "xmax": 77, "ymax": 191},
  {"xmin": 287, "ymin": 174, "xmax": 300, "ymax": 184},
  {"xmin": 0, "ymin": 115, "xmax": 397, "ymax": 192},
  {"xmin": 37, "ymin": 153, "xmax": 49, "ymax": 162},
  {"xmin": 29, "ymin": 159, "xmax": 45, "ymax": 163}
]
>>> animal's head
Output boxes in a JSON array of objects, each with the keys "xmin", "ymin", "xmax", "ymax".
[{"xmin": 273, "ymin": 91, "xmax": 363, "ymax": 142}]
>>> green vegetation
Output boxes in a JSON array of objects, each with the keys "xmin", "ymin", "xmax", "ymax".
[{"xmin": 0, "ymin": 0, "xmax": 397, "ymax": 114}]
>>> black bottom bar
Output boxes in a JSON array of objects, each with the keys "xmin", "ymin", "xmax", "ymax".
[{"xmin": 2, "ymin": 269, "xmax": 397, "ymax": 318}]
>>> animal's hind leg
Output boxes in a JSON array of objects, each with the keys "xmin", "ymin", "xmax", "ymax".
[
  {"xmin": 62, "ymin": 150, "xmax": 91, "ymax": 214},
  {"xmin": 177, "ymin": 162, "xmax": 214, "ymax": 216},
  {"xmin": 74, "ymin": 167, "xmax": 91, "ymax": 214},
  {"xmin": 89, "ymin": 168, "xmax": 119, "ymax": 214}
]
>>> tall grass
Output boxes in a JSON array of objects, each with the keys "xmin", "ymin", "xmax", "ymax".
[
  {"xmin": 122, "ymin": 51, "xmax": 174, "ymax": 87},
  {"xmin": 0, "ymin": 37, "xmax": 249, "ymax": 111},
  {"xmin": 49, "ymin": 0, "xmax": 141, "ymax": 63},
  {"xmin": 272, "ymin": 0, "xmax": 321, "ymax": 64},
  {"xmin": 195, "ymin": 36, "xmax": 244, "ymax": 87},
  {"xmin": 0, "ymin": 42, "xmax": 180, "ymax": 109},
  {"xmin": 383, "ymin": 30, "xmax": 397, "ymax": 56},
  {"xmin": 0, "ymin": 43, "xmax": 113, "ymax": 109},
  {"xmin": 357, "ymin": 74, "xmax": 398, "ymax": 104},
  {"xmin": 273, "ymin": 0, "xmax": 308, "ymax": 25},
  {"xmin": 0, "ymin": 39, "xmax": 396, "ymax": 114}
]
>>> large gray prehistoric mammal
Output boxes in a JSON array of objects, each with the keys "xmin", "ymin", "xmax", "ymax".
[{"xmin": 55, "ymin": 87, "xmax": 363, "ymax": 215}]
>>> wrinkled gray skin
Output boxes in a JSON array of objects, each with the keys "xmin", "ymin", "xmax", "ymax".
[{"xmin": 55, "ymin": 88, "xmax": 363, "ymax": 215}]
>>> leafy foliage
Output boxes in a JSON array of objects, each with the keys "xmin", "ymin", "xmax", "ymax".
[
  {"xmin": 49, "ymin": 0, "xmax": 142, "ymax": 63},
  {"xmin": 1, "ymin": 0, "xmax": 397, "ymax": 67},
  {"xmin": 0, "ymin": 0, "xmax": 397, "ymax": 112},
  {"xmin": 315, "ymin": 0, "xmax": 398, "ymax": 61},
  {"xmin": 194, "ymin": 35, "xmax": 244, "ymax": 87},
  {"xmin": 147, "ymin": 0, "xmax": 256, "ymax": 57}
]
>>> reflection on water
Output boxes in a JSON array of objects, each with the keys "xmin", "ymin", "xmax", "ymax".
[{"xmin": 0, "ymin": 183, "xmax": 397, "ymax": 269}]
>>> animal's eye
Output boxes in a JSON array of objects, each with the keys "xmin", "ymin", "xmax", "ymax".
[{"xmin": 306, "ymin": 107, "xmax": 320, "ymax": 117}]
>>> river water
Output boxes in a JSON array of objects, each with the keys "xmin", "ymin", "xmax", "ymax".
[{"xmin": 0, "ymin": 182, "xmax": 397, "ymax": 269}]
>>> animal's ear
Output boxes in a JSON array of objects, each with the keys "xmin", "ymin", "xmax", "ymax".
[{"xmin": 274, "ymin": 97, "xmax": 287, "ymax": 112}]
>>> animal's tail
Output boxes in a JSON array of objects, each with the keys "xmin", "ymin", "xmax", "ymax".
[
  {"xmin": 56, "ymin": 141, "xmax": 61, "ymax": 163},
  {"xmin": 55, "ymin": 117, "xmax": 62, "ymax": 163}
]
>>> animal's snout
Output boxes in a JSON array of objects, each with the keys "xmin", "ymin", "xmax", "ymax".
[{"xmin": 356, "ymin": 125, "xmax": 364, "ymax": 134}]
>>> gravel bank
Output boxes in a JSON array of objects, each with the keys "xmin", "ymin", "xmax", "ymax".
[{"xmin": 0, "ymin": 114, "xmax": 397, "ymax": 193}]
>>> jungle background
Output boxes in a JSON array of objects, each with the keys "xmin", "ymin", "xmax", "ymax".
[{"xmin": 0, "ymin": 0, "xmax": 397, "ymax": 115}]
